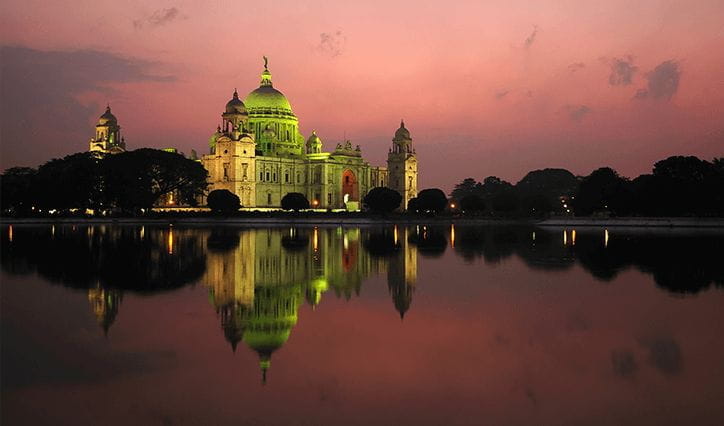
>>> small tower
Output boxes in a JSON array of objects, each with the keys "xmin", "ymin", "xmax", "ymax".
[
  {"xmin": 387, "ymin": 120, "xmax": 418, "ymax": 209},
  {"xmin": 89, "ymin": 105, "xmax": 126, "ymax": 153}
]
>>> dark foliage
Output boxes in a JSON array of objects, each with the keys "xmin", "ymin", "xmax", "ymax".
[
  {"xmin": 207, "ymin": 189, "xmax": 241, "ymax": 214},
  {"xmin": 281, "ymin": 192, "xmax": 310, "ymax": 211},
  {"xmin": 459, "ymin": 194, "xmax": 486, "ymax": 212},
  {"xmin": 1, "ymin": 149, "xmax": 208, "ymax": 215},
  {"xmin": 416, "ymin": 188, "xmax": 448, "ymax": 213},
  {"xmin": 363, "ymin": 187, "xmax": 402, "ymax": 213}
]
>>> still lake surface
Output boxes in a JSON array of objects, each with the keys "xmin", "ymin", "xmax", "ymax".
[{"xmin": 1, "ymin": 224, "xmax": 723, "ymax": 426}]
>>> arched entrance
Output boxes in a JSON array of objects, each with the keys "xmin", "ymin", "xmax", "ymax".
[{"xmin": 341, "ymin": 169, "xmax": 358, "ymax": 202}]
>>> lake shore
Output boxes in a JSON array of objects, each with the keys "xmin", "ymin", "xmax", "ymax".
[{"xmin": 2, "ymin": 215, "xmax": 723, "ymax": 227}]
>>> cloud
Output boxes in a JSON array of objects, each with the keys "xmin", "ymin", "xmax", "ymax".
[
  {"xmin": 564, "ymin": 104, "xmax": 591, "ymax": 122},
  {"xmin": 0, "ymin": 45, "xmax": 174, "ymax": 168},
  {"xmin": 495, "ymin": 89, "xmax": 510, "ymax": 100},
  {"xmin": 611, "ymin": 349, "xmax": 638, "ymax": 378},
  {"xmin": 609, "ymin": 57, "xmax": 637, "ymax": 85},
  {"xmin": 639, "ymin": 336, "xmax": 683, "ymax": 375},
  {"xmin": 568, "ymin": 62, "xmax": 586, "ymax": 73},
  {"xmin": 317, "ymin": 30, "xmax": 346, "ymax": 58},
  {"xmin": 133, "ymin": 7, "xmax": 183, "ymax": 30},
  {"xmin": 524, "ymin": 25, "xmax": 539, "ymax": 49},
  {"xmin": 635, "ymin": 60, "xmax": 681, "ymax": 100}
]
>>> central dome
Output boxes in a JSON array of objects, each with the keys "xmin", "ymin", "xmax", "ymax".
[
  {"xmin": 245, "ymin": 86, "xmax": 293, "ymax": 112},
  {"xmin": 244, "ymin": 62, "xmax": 294, "ymax": 115}
]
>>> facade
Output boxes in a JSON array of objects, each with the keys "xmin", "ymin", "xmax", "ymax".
[
  {"xmin": 201, "ymin": 59, "xmax": 418, "ymax": 210},
  {"xmin": 89, "ymin": 106, "xmax": 126, "ymax": 154}
]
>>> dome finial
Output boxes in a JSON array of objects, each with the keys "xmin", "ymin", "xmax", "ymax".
[
  {"xmin": 400, "ymin": 119, "xmax": 405, "ymax": 128},
  {"xmin": 233, "ymin": 88, "xmax": 238, "ymax": 98},
  {"xmin": 260, "ymin": 57, "xmax": 273, "ymax": 87}
]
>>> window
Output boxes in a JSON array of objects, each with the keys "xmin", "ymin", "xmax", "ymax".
[
  {"xmin": 285, "ymin": 173, "xmax": 289, "ymax": 183},
  {"xmin": 327, "ymin": 193, "xmax": 332, "ymax": 204},
  {"xmin": 273, "ymin": 173, "xmax": 277, "ymax": 182},
  {"xmin": 345, "ymin": 176, "xmax": 350, "ymax": 184},
  {"xmin": 267, "ymin": 193, "xmax": 272, "ymax": 204},
  {"xmin": 297, "ymin": 172, "xmax": 301, "ymax": 183},
  {"xmin": 223, "ymin": 163, "xmax": 230, "ymax": 181},
  {"xmin": 260, "ymin": 171, "xmax": 264, "ymax": 181},
  {"xmin": 266, "ymin": 172, "xmax": 270, "ymax": 181}
]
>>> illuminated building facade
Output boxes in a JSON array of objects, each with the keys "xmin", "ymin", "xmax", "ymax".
[{"xmin": 201, "ymin": 58, "xmax": 418, "ymax": 210}]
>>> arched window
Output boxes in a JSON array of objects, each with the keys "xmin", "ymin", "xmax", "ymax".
[{"xmin": 267, "ymin": 193, "xmax": 272, "ymax": 204}]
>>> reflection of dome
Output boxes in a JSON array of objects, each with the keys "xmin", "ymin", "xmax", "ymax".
[
  {"xmin": 98, "ymin": 106, "xmax": 117, "ymax": 125},
  {"xmin": 240, "ymin": 285, "xmax": 301, "ymax": 384},
  {"xmin": 394, "ymin": 120, "xmax": 411, "ymax": 140},
  {"xmin": 225, "ymin": 89, "xmax": 248, "ymax": 114}
]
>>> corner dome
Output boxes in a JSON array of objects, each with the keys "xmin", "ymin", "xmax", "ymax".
[
  {"xmin": 98, "ymin": 106, "xmax": 117, "ymax": 125},
  {"xmin": 306, "ymin": 130, "xmax": 322, "ymax": 145},
  {"xmin": 394, "ymin": 120, "xmax": 411, "ymax": 140},
  {"xmin": 225, "ymin": 89, "xmax": 248, "ymax": 114}
]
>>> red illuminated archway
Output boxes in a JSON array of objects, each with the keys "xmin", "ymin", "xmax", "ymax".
[{"xmin": 342, "ymin": 169, "xmax": 358, "ymax": 202}]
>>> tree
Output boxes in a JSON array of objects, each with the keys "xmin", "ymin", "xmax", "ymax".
[
  {"xmin": 207, "ymin": 189, "xmax": 241, "ymax": 214},
  {"xmin": 406, "ymin": 197, "xmax": 419, "ymax": 213},
  {"xmin": 281, "ymin": 192, "xmax": 310, "ymax": 211},
  {"xmin": 573, "ymin": 167, "xmax": 630, "ymax": 216},
  {"xmin": 104, "ymin": 149, "xmax": 208, "ymax": 211},
  {"xmin": 34, "ymin": 152, "xmax": 105, "ymax": 211},
  {"xmin": 416, "ymin": 188, "xmax": 448, "ymax": 213},
  {"xmin": 363, "ymin": 187, "xmax": 402, "ymax": 213},
  {"xmin": 1, "ymin": 167, "xmax": 37, "ymax": 214},
  {"xmin": 450, "ymin": 178, "xmax": 479, "ymax": 201},
  {"xmin": 515, "ymin": 168, "xmax": 578, "ymax": 215},
  {"xmin": 459, "ymin": 194, "xmax": 485, "ymax": 213}
]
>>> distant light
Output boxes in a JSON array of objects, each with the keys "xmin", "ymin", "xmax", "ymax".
[{"xmin": 450, "ymin": 203, "xmax": 456, "ymax": 209}]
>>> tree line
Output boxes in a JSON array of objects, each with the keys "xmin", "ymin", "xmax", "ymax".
[
  {"xmin": 447, "ymin": 155, "xmax": 723, "ymax": 217},
  {"xmin": 1, "ymin": 149, "xmax": 207, "ymax": 215}
]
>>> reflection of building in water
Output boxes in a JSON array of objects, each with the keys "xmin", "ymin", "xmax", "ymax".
[
  {"xmin": 202, "ymin": 227, "xmax": 417, "ymax": 381},
  {"xmin": 87, "ymin": 284, "xmax": 123, "ymax": 335},
  {"xmin": 388, "ymin": 227, "xmax": 418, "ymax": 318}
]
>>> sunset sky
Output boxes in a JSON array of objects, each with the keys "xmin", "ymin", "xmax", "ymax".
[{"xmin": 1, "ymin": 0, "xmax": 722, "ymax": 190}]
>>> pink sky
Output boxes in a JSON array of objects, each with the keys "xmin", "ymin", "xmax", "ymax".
[{"xmin": 1, "ymin": 0, "xmax": 723, "ymax": 190}]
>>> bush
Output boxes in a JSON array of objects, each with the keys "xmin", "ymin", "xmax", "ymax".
[
  {"xmin": 207, "ymin": 189, "xmax": 240, "ymax": 214},
  {"xmin": 281, "ymin": 192, "xmax": 310, "ymax": 211},
  {"xmin": 407, "ymin": 197, "xmax": 419, "ymax": 213},
  {"xmin": 363, "ymin": 187, "xmax": 402, "ymax": 213},
  {"xmin": 416, "ymin": 188, "xmax": 448, "ymax": 213}
]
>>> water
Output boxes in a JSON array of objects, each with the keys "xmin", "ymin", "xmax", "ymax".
[{"xmin": 1, "ymin": 224, "xmax": 723, "ymax": 426}]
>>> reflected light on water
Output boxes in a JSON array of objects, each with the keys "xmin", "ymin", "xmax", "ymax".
[
  {"xmin": 167, "ymin": 229, "xmax": 174, "ymax": 255},
  {"xmin": 563, "ymin": 229, "xmax": 568, "ymax": 245},
  {"xmin": 605, "ymin": 228, "xmax": 609, "ymax": 248},
  {"xmin": 8, "ymin": 225, "xmax": 13, "ymax": 242},
  {"xmin": 313, "ymin": 227, "xmax": 319, "ymax": 251},
  {"xmin": 140, "ymin": 226, "xmax": 145, "ymax": 240},
  {"xmin": 572, "ymin": 229, "xmax": 576, "ymax": 246},
  {"xmin": 393, "ymin": 225, "xmax": 399, "ymax": 246},
  {"xmin": 450, "ymin": 224, "xmax": 455, "ymax": 248}
]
